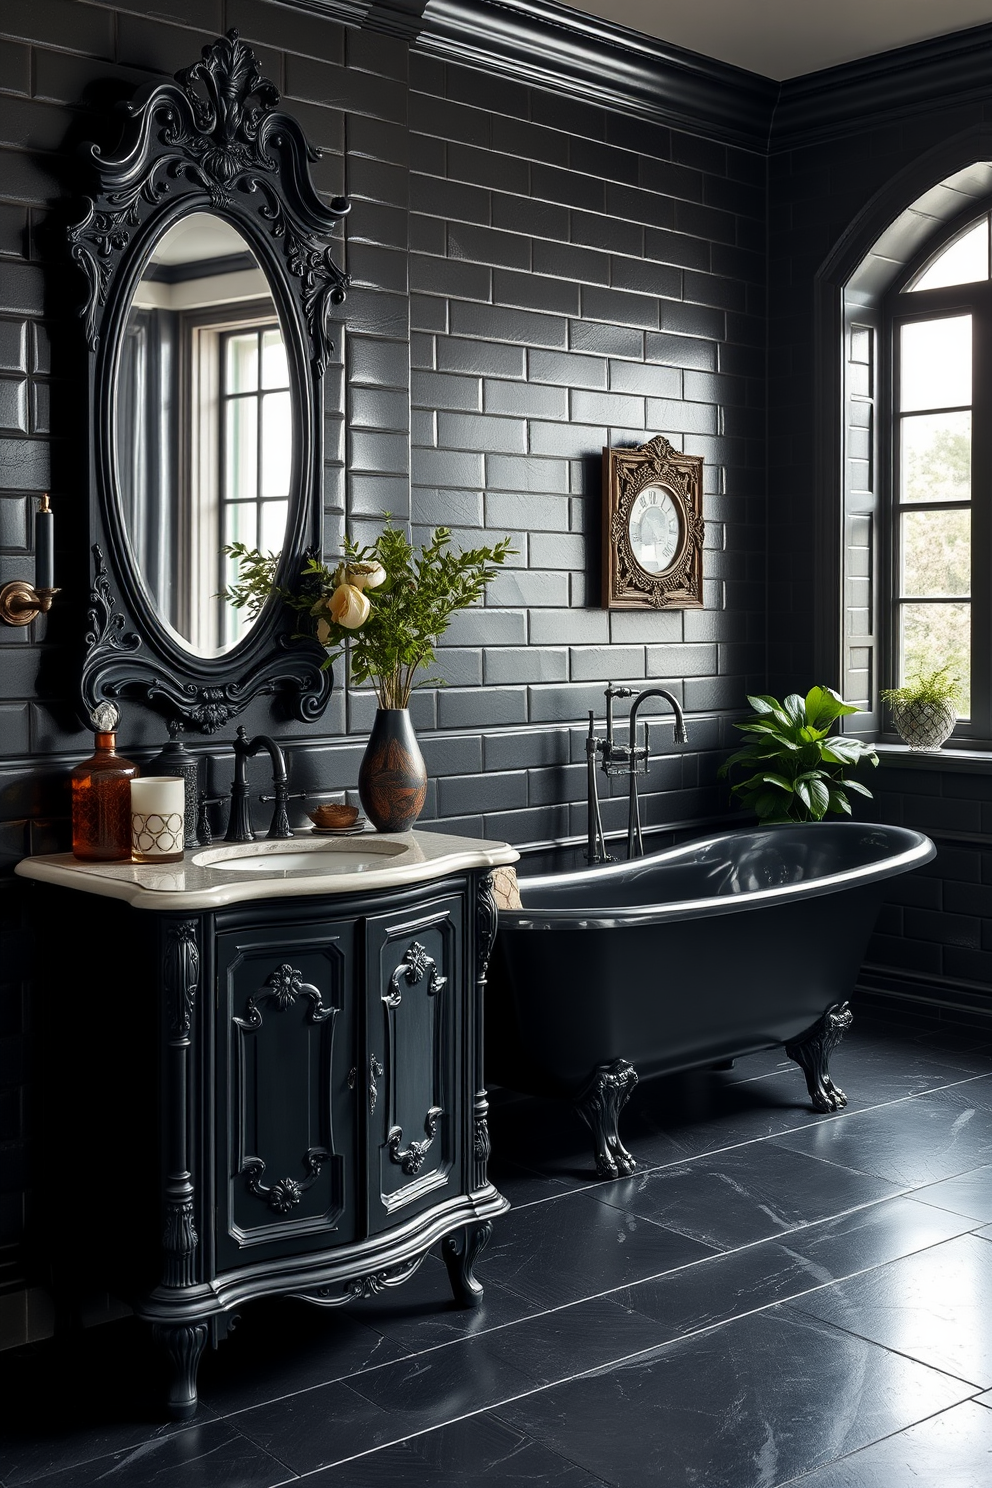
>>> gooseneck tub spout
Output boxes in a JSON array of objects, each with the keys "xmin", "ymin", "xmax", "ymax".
[
  {"xmin": 585, "ymin": 685, "xmax": 689, "ymax": 863},
  {"xmin": 625, "ymin": 688, "xmax": 687, "ymax": 859}
]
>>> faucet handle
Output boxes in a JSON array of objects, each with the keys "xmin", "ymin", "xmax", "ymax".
[{"xmin": 196, "ymin": 792, "xmax": 229, "ymax": 846}]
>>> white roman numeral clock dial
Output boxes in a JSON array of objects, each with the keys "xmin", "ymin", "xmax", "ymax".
[{"xmin": 628, "ymin": 484, "xmax": 682, "ymax": 574}]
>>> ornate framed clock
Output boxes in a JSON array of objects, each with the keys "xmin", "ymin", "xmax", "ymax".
[{"xmin": 603, "ymin": 435, "xmax": 704, "ymax": 609}]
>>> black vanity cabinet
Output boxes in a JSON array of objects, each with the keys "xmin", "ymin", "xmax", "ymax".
[{"xmin": 28, "ymin": 856, "xmax": 508, "ymax": 1419}]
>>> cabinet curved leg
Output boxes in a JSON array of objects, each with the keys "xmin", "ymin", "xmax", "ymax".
[
  {"xmin": 441, "ymin": 1220, "xmax": 492, "ymax": 1307},
  {"xmin": 151, "ymin": 1321, "xmax": 207, "ymax": 1420},
  {"xmin": 786, "ymin": 1001, "xmax": 853, "ymax": 1113}
]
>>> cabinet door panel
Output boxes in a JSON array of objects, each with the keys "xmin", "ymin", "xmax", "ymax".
[
  {"xmin": 366, "ymin": 897, "xmax": 463, "ymax": 1232},
  {"xmin": 216, "ymin": 922, "xmax": 357, "ymax": 1271}
]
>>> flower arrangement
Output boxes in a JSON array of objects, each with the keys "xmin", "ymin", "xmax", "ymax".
[{"xmin": 224, "ymin": 523, "xmax": 513, "ymax": 710}]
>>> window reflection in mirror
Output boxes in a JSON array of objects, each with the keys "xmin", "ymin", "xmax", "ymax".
[{"xmin": 116, "ymin": 213, "xmax": 292, "ymax": 658}]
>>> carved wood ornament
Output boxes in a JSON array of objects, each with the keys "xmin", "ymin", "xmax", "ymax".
[{"xmin": 603, "ymin": 435, "xmax": 704, "ymax": 609}]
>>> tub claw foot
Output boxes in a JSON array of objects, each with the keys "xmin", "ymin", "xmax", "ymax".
[
  {"xmin": 576, "ymin": 1058, "xmax": 638, "ymax": 1179},
  {"xmin": 786, "ymin": 1001, "xmax": 853, "ymax": 1114}
]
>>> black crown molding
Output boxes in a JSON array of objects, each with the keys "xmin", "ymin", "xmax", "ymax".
[
  {"xmin": 415, "ymin": 0, "xmax": 776, "ymax": 149},
  {"xmin": 290, "ymin": 0, "xmax": 992, "ymax": 156},
  {"xmin": 773, "ymin": 20, "xmax": 992, "ymax": 150}
]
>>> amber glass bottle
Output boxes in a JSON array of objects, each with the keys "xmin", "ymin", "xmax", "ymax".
[{"xmin": 71, "ymin": 730, "xmax": 139, "ymax": 861}]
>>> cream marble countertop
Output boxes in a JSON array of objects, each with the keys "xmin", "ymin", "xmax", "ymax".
[{"xmin": 15, "ymin": 828, "xmax": 519, "ymax": 912}]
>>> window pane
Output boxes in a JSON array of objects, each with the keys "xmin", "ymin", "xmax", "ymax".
[
  {"xmin": 223, "ymin": 501, "xmax": 258, "ymax": 553},
  {"xmin": 900, "ymin": 411, "xmax": 971, "ymax": 503},
  {"xmin": 261, "ymin": 328, "xmax": 289, "ymax": 389},
  {"xmin": 260, "ymin": 500, "xmax": 288, "ymax": 554},
  {"xmin": 260, "ymin": 390, "xmax": 291, "ymax": 496},
  {"xmin": 225, "ymin": 399, "xmax": 257, "ymax": 502},
  {"xmin": 901, "ymin": 509, "xmax": 970, "ymax": 597},
  {"xmin": 910, "ymin": 217, "xmax": 989, "ymax": 291},
  {"xmin": 226, "ymin": 332, "xmax": 258, "ymax": 394},
  {"xmin": 901, "ymin": 602, "xmax": 970, "ymax": 718},
  {"xmin": 899, "ymin": 316, "xmax": 971, "ymax": 411}
]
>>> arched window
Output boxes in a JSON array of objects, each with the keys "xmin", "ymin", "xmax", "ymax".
[
  {"xmin": 887, "ymin": 213, "xmax": 992, "ymax": 734},
  {"xmin": 838, "ymin": 162, "xmax": 992, "ymax": 748}
]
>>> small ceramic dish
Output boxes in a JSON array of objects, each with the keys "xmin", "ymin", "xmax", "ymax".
[
  {"xmin": 308, "ymin": 819, "xmax": 367, "ymax": 837},
  {"xmin": 308, "ymin": 803, "xmax": 360, "ymax": 829}
]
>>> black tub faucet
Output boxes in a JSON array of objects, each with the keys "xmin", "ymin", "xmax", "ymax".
[
  {"xmin": 585, "ymin": 685, "xmax": 688, "ymax": 863},
  {"xmin": 226, "ymin": 727, "xmax": 293, "ymax": 843}
]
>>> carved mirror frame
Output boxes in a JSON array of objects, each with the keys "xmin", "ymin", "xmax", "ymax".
[
  {"xmin": 602, "ymin": 435, "xmax": 704, "ymax": 610},
  {"xmin": 71, "ymin": 29, "xmax": 348, "ymax": 732}
]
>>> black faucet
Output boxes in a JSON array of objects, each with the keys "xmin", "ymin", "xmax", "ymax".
[
  {"xmin": 225, "ymin": 727, "xmax": 293, "ymax": 843},
  {"xmin": 585, "ymin": 685, "xmax": 688, "ymax": 863}
]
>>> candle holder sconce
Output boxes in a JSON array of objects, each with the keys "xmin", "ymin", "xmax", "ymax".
[{"xmin": 0, "ymin": 494, "xmax": 59, "ymax": 626}]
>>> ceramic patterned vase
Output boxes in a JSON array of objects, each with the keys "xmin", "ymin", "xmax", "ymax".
[
  {"xmin": 358, "ymin": 708, "xmax": 428, "ymax": 833},
  {"xmin": 890, "ymin": 698, "xmax": 956, "ymax": 752}
]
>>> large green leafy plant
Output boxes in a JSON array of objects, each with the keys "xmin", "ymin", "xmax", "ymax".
[
  {"xmin": 224, "ymin": 524, "xmax": 513, "ymax": 710},
  {"xmin": 719, "ymin": 686, "xmax": 878, "ymax": 823}
]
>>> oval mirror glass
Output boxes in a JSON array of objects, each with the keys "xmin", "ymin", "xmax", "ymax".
[{"xmin": 114, "ymin": 212, "xmax": 293, "ymax": 658}]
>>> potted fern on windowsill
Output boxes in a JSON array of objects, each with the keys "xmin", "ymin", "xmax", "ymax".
[{"xmin": 880, "ymin": 666, "xmax": 962, "ymax": 753}]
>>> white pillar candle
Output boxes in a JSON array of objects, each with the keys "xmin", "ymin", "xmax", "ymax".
[{"xmin": 131, "ymin": 776, "xmax": 185, "ymax": 863}]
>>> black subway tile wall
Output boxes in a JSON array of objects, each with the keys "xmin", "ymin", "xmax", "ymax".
[{"xmin": 406, "ymin": 50, "xmax": 766, "ymax": 842}]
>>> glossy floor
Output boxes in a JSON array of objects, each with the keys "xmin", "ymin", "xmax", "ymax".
[{"xmin": 3, "ymin": 1010, "xmax": 992, "ymax": 1486}]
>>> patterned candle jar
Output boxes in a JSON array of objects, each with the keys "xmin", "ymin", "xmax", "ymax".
[{"xmin": 130, "ymin": 776, "xmax": 185, "ymax": 863}]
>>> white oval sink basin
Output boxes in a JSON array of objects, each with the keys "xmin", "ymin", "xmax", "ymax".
[{"xmin": 192, "ymin": 839, "xmax": 408, "ymax": 876}]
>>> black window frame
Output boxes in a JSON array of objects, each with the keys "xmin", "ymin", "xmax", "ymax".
[{"xmin": 882, "ymin": 210, "xmax": 992, "ymax": 745}]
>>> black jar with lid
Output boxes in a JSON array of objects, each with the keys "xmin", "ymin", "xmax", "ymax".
[{"xmin": 148, "ymin": 721, "xmax": 200, "ymax": 850}]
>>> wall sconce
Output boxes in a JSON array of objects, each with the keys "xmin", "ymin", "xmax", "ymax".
[{"xmin": 1, "ymin": 494, "xmax": 59, "ymax": 626}]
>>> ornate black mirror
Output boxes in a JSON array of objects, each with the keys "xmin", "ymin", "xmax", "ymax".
[{"xmin": 72, "ymin": 30, "xmax": 348, "ymax": 731}]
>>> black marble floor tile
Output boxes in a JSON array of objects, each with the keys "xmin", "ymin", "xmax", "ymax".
[
  {"xmin": 911, "ymin": 1164, "xmax": 992, "ymax": 1223},
  {"xmin": 294, "ymin": 1413, "xmax": 606, "ymax": 1486},
  {"xmin": 13, "ymin": 1008, "xmax": 992, "ymax": 1488},
  {"xmin": 478, "ymin": 1294, "xmax": 670, "ymax": 1385},
  {"xmin": 793, "ymin": 1230, "xmax": 992, "ymax": 1388},
  {"xmin": 232, "ymin": 1335, "xmax": 538, "ymax": 1476},
  {"xmin": 784, "ymin": 1397, "xmax": 992, "ymax": 1487},
  {"xmin": 771, "ymin": 1082, "xmax": 992, "ymax": 1189},
  {"xmin": 494, "ymin": 1305, "xmax": 975, "ymax": 1488},
  {"xmin": 3, "ymin": 1420, "xmax": 294, "ymax": 1488},
  {"xmin": 197, "ymin": 1295, "xmax": 408, "ymax": 1413},
  {"xmin": 347, "ymin": 1252, "xmax": 541, "ymax": 1354},
  {"xmin": 486, "ymin": 1154, "xmax": 581, "ymax": 1209},
  {"xmin": 614, "ymin": 1193, "xmax": 976, "ymax": 1341},
  {"xmin": 590, "ymin": 1140, "xmax": 904, "ymax": 1250},
  {"xmin": 0, "ymin": 1318, "xmax": 222, "ymax": 1486},
  {"xmin": 473, "ymin": 1187, "xmax": 719, "ymax": 1309},
  {"xmin": 229, "ymin": 1376, "xmax": 430, "ymax": 1476}
]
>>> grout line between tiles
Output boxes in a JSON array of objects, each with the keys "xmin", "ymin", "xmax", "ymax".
[
  {"xmin": 220, "ymin": 1187, "xmax": 979, "ymax": 1421},
  {"xmin": 257, "ymin": 1231, "xmax": 986, "ymax": 1481}
]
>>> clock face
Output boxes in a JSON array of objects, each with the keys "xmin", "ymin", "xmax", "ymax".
[{"xmin": 628, "ymin": 485, "xmax": 682, "ymax": 575}]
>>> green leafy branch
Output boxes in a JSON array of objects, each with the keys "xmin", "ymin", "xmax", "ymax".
[
  {"xmin": 718, "ymin": 685, "xmax": 878, "ymax": 823},
  {"xmin": 223, "ymin": 523, "xmax": 513, "ymax": 710}
]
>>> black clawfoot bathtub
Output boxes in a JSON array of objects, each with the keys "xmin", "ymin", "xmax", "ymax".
[{"xmin": 486, "ymin": 822, "xmax": 935, "ymax": 1178}]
